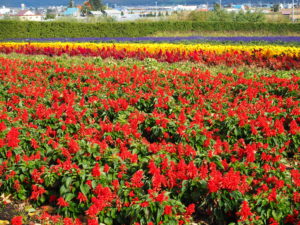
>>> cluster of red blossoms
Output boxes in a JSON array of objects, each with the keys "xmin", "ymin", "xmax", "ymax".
[{"xmin": 0, "ymin": 56, "xmax": 299, "ymax": 224}]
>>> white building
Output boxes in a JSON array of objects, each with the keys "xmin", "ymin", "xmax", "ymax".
[
  {"xmin": 225, "ymin": 5, "xmax": 246, "ymax": 12},
  {"xmin": 197, "ymin": 4, "xmax": 209, "ymax": 10},
  {"xmin": 15, "ymin": 10, "xmax": 43, "ymax": 21},
  {"xmin": 173, "ymin": 5, "xmax": 198, "ymax": 11},
  {"xmin": 104, "ymin": 9, "xmax": 122, "ymax": 19},
  {"xmin": 0, "ymin": 6, "xmax": 10, "ymax": 15},
  {"xmin": 118, "ymin": 13, "xmax": 141, "ymax": 21},
  {"xmin": 90, "ymin": 11, "xmax": 104, "ymax": 17}
]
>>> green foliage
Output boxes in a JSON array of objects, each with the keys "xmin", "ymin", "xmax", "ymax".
[
  {"xmin": 80, "ymin": 5, "xmax": 91, "ymax": 16},
  {"xmin": 188, "ymin": 9, "xmax": 265, "ymax": 23},
  {"xmin": 45, "ymin": 14, "xmax": 56, "ymax": 20},
  {"xmin": 0, "ymin": 20, "xmax": 299, "ymax": 40},
  {"xmin": 187, "ymin": 11, "xmax": 213, "ymax": 22},
  {"xmin": 89, "ymin": 0, "xmax": 105, "ymax": 11},
  {"xmin": 68, "ymin": 0, "xmax": 75, "ymax": 8},
  {"xmin": 210, "ymin": 9, "xmax": 234, "ymax": 22},
  {"xmin": 213, "ymin": 3, "xmax": 221, "ymax": 11},
  {"xmin": 234, "ymin": 10, "xmax": 265, "ymax": 23},
  {"xmin": 272, "ymin": 4, "xmax": 280, "ymax": 12}
]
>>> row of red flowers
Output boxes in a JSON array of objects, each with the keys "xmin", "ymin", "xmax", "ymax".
[
  {"xmin": 0, "ymin": 44, "xmax": 299, "ymax": 70},
  {"xmin": 0, "ymin": 56, "xmax": 299, "ymax": 224}
]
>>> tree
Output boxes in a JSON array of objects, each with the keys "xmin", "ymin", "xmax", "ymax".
[
  {"xmin": 45, "ymin": 9, "xmax": 56, "ymax": 19},
  {"xmin": 233, "ymin": 10, "xmax": 265, "ymax": 23},
  {"xmin": 213, "ymin": 3, "xmax": 221, "ymax": 11},
  {"xmin": 68, "ymin": 0, "xmax": 75, "ymax": 8},
  {"xmin": 80, "ymin": 4, "xmax": 90, "ymax": 16},
  {"xmin": 210, "ymin": 9, "xmax": 232, "ymax": 22},
  {"xmin": 187, "ymin": 11, "xmax": 211, "ymax": 22},
  {"xmin": 272, "ymin": 4, "xmax": 280, "ymax": 12},
  {"xmin": 45, "ymin": 13, "xmax": 56, "ymax": 20},
  {"xmin": 89, "ymin": 0, "xmax": 105, "ymax": 11}
]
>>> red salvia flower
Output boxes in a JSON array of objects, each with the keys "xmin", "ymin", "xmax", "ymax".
[
  {"xmin": 164, "ymin": 205, "xmax": 173, "ymax": 215},
  {"xmin": 11, "ymin": 216, "xmax": 22, "ymax": 225},
  {"xmin": 77, "ymin": 192, "xmax": 88, "ymax": 203},
  {"xmin": 131, "ymin": 170, "xmax": 144, "ymax": 188},
  {"xmin": 237, "ymin": 201, "xmax": 252, "ymax": 221},
  {"xmin": 87, "ymin": 219, "xmax": 99, "ymax": 225},
  {"xmin": 57, "ymin": 197, "xmax": 69, "ymax": 207},
  {"xmin": 6, "ymin": 127, "xmax": 20, "ymax": 148},
  {"xmin": 92, "ymin": 163, "xmax": 101, "ymax": 177}
]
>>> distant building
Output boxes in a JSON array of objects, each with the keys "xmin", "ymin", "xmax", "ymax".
[
  {"xmin": 0, "ymin": 6, "xmax": 10, "ymax": 15},
  {"xmin": 261, "ymin": 9, "xmax": 271, "ymax": 13},
  {"xmin": 63, "ymin": 7, "xmax": 80, "ymax": 17},
  {"xmin": 118, "ymin": 13, "xmax": 141, "ymax": 21},
  {"xmin": 284, "ymin": 3, "xmax": 295, "ymax": 9},
  {"xmin": 225, "ymin": 5, "xmax": 246, "ymax": 12},
  {"xmin": 197, "ymin": 4, "xmax": 209, "ymax": 11},
  {"xmin": 281, "ymin": 8, "xmax": 300, "ymax": 15},
  {"xmin": 104, "ymin": 9, "xmax": 122, "ymax": 19},
  {"xmin": 278, "ymin": 4, "xmax": 284, "ymax": 10},
  {"xmin": 196, "ymin": 8, "xmax": 209, "ymax": 12},
  {"xmin": 15, "ymin": 10, "xmax": 43, "ymax": 21},
  {"xmin": 90, "ymin": 11, "xmax": 104, "ymax": 17},
  {"xmin": 173, "ymin": 5, "xmax": 198, "ymax": 11}
]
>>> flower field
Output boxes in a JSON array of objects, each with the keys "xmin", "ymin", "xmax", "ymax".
[
  {"xmin": 0, "ymin": 39, "xmax": 299, "ymax": 225},
  {"xmin": 0, "ymin": 42, "xmax": 300, "ymax": 70}
]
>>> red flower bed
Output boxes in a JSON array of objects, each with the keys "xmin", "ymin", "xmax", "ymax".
[
  {"xmin": 0, "ymin": 57, "xmax": 299, "ymax": 224},
  {"xmin": 0, "ymin": 44, "xmax": 299, "ymax": 70}
]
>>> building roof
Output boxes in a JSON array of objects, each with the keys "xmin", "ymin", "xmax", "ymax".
[
  {"xmin": 17, "ymin": 10, "xmax": 33, "ymax": 16},
  {"xmin": 16, "ymin": 10, "xmax": 42, "ymax": 17}
]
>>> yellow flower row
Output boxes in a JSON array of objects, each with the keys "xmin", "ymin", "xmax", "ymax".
[{"xmin": 1, "ymin": 42, "xmax": 300, "ymax": 57}]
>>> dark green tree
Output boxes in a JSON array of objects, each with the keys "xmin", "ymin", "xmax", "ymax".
[
  {"xmin": 213, "ymin": 3, "xmax": 221, "ymax": 11},
  {"xmin": 272, "ymin": 4, "xmax": 280, "ymax": 12},
  {"xmin": 89, "ymin": 0, "xmax": 105, "ymax": 11},
  {"xmin": 80, "ymin": 4, "xmax": 90, "ymax": 16},
  {"xmin": 68, "ymin": 0, "xmax": 75, "ymax": 8}
]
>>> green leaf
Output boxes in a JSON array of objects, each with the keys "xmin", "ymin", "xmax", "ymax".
[
  {"xmin": 65, "ymin": 177, "xmax": 72, "ymax": 187},
  {"xmin": 65, "ymin": 193, "xmax": 76, "ymax": 202},
  {"xmin": 17, "ymin": 192, "xmax": 26, "ymax": 200},
  {"xmin": 104, "ymin": 217, "xmax": 113, "ymax": 225},
  {"xmin": 60, "ymin": 185, "xmax": 69, "ymax": 194},
  {"xmin": 80, "ymin": 183, "xmax": 90, "ymax": 196}
]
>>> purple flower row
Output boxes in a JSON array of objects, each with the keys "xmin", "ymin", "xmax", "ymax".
[{"xmin": 3, "ymin": 36, "xmax": 300, "ymax": 43}]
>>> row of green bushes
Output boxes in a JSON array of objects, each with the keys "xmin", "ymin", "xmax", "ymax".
[{"xmin": 0, "ymin": 20, "xmax": 299, "ymax": 39}]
